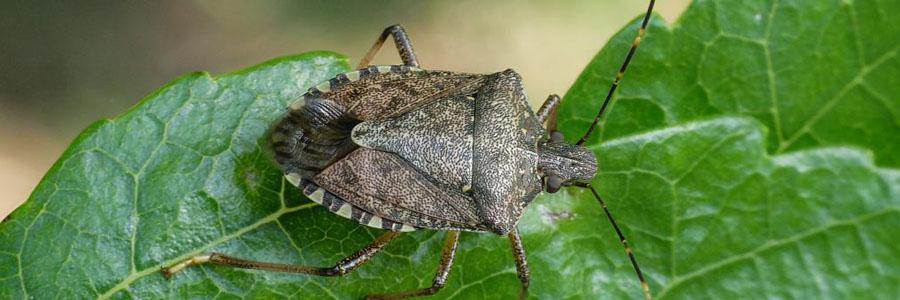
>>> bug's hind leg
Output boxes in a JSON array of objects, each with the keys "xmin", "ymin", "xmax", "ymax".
[
  {"xmin": 161, "ymin": 231, "xmax": 401, "ymax": 278},
  {"xmin": 508, "ymin": 228, "xmax": 531, "ymax": 300},
  {"xmin": 364, "ymin": 231, "xmax": 460, "ymax": 300},
  {"xmin": 535, "ymin": 94, "xmax": 562, "ymax": 131},
  {"xmin": 358, "ymin": 24, "xmax": 420, "ymax": 68}
]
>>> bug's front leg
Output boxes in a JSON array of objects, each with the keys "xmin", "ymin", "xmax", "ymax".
[
  {"xmin": 364, "ymin": 231, "xmax": 460, "ymax": 300},
  {"xmin": 358, "ymin": 24, "xmax": 419, "ymax": 68},
  {"xmin": 161, "ymin": 231, "xmax": 400, "ymax": 278},
  {"xmin": 535, "ymin": 94, "xmax": 562, "ymax": 131}
]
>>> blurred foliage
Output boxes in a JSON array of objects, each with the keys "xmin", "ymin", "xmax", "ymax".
[
  {"xmin": 0, "ymin": 0, "xmax": 685, "ymax": 137},
  {"xmin": 0, "ymin": 1, "xmax": 690, "ymax": 217}
]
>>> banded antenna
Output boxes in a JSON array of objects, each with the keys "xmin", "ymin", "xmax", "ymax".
[
  {"xmin": 576, "ymin": 0, "xmax": 657, "ymax": 146},
  {"xmin": 572, "ymin": 1, "xmax": 658, "ymax": 300}
]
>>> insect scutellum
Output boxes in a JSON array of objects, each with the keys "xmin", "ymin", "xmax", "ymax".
[{"xmin": 162, "ymin": 1, "xmax": 657, "ymax": 299}]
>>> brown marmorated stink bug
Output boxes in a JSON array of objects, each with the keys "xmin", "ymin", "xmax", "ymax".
[{"xmin": 163, "ymin": 1, "xmax": 657, "ymax": 299}]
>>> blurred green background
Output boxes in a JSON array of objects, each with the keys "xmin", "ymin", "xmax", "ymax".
[{"xmin": 0, "ymin": 0, "xmax": 689, "ymax": 218}]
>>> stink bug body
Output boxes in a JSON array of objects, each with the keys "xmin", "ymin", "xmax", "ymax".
[{"xmin": 164, "ymin": 1, "xmax": 657, "ymax": 299}]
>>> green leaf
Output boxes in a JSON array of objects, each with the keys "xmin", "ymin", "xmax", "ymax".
[
  {"xmin": 558, "ymin": 0, "xmax": 899, "ymax": 298},
  {"xmin": 563, "ymin": 0, "xmax": 899, "ymax": 168},
  {"xmin": 1, "ymin": 1, "xmax": 897, "ymax": 300}
]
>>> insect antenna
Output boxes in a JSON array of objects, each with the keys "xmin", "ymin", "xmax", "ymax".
[
  {"xmin": 576, "ymin": 0, "xmax": 656, "ymax": 146},
  {"xmin": 573, "ymin": 182, "xmax": 652, "ymax": 300},
  {"xmin": 571, "ymin": 2, "xmax": 657, "ymax": 297}
]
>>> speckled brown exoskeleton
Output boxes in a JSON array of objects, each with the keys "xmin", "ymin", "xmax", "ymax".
[{"xmin": 163, "ymin": 1, "xmax": 657, "ymax": 299}]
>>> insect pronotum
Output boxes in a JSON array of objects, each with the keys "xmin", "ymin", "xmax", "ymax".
[{"xmin": 163, "ymin": 1, "xmax": 657, "ymax": 299}]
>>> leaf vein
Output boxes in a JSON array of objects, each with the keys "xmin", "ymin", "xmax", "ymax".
[
  {"xmin": 778, "ymin": 46, "xmax": 898, "ymax": 153},
  {"xmin": 96, "ymin": 202, "xmax": 318, "ymax": 299},
  {"xmin": 656, "ymin": 207, "xmax": 898, "ymax": 298}
]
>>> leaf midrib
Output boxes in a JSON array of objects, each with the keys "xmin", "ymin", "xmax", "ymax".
[{"xmin": 97, "ymin": 196, "xmax": 318, "ymax": 299}]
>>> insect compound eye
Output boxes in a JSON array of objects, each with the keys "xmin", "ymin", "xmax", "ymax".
[
  {"xmin": 545, "ymin": 175, "xmax": 563, "ymax": 193},
  {"xmin": 550, "ymin": 131, "xmax": 565, "ymax": 143}
]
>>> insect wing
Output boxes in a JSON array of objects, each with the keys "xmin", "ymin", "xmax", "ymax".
[
  {"xmin": 313, "ymin": 148, "xmax": 488, "ymax": 232},
  {"xmin": 320, "ymin": 66, "xmax": 485, "ymax": 121}
]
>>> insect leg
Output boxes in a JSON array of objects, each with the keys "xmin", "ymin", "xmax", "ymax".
[
  {"xmin": 572, "ymin": 182, "xmax": 652, "ymax": 300},
  {"xmin": 358, "ymin": 24, "xmax": 419, "ymax": 68},
  {"xmin": 160, "ymin": 231, "xmax": 401, "ymax": 278},
  {"xmin": 364, "ymin": 231, "xmax": 460, "ymax": 300},
  {"xmin": 535, "ymin": 94, "xmax": 561, "ymax": 131},
  {"xmin": 508, "ymin": 227, "xmax": 530, "ymax": 300}
]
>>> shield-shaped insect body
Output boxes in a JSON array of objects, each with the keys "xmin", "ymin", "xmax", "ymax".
[
  {"xmin": 271, "ymin": 66, "xmax": 596, "ymax": 236},
  {"xmin": 163, "ymin": 1, "xmax": 657, "ymax": 299}
]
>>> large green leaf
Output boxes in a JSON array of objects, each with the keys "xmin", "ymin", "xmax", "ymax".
[
  {"xmin": 558, "ymin": 0, "xmax": 899, "ymax": 298},
  {"xmin": 1, "ymin": 1, "xmax": 897, "ymax": 300},
  {"xmin": 563, "ymin": 0, "xmax": 899, "ymax": 167}
]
